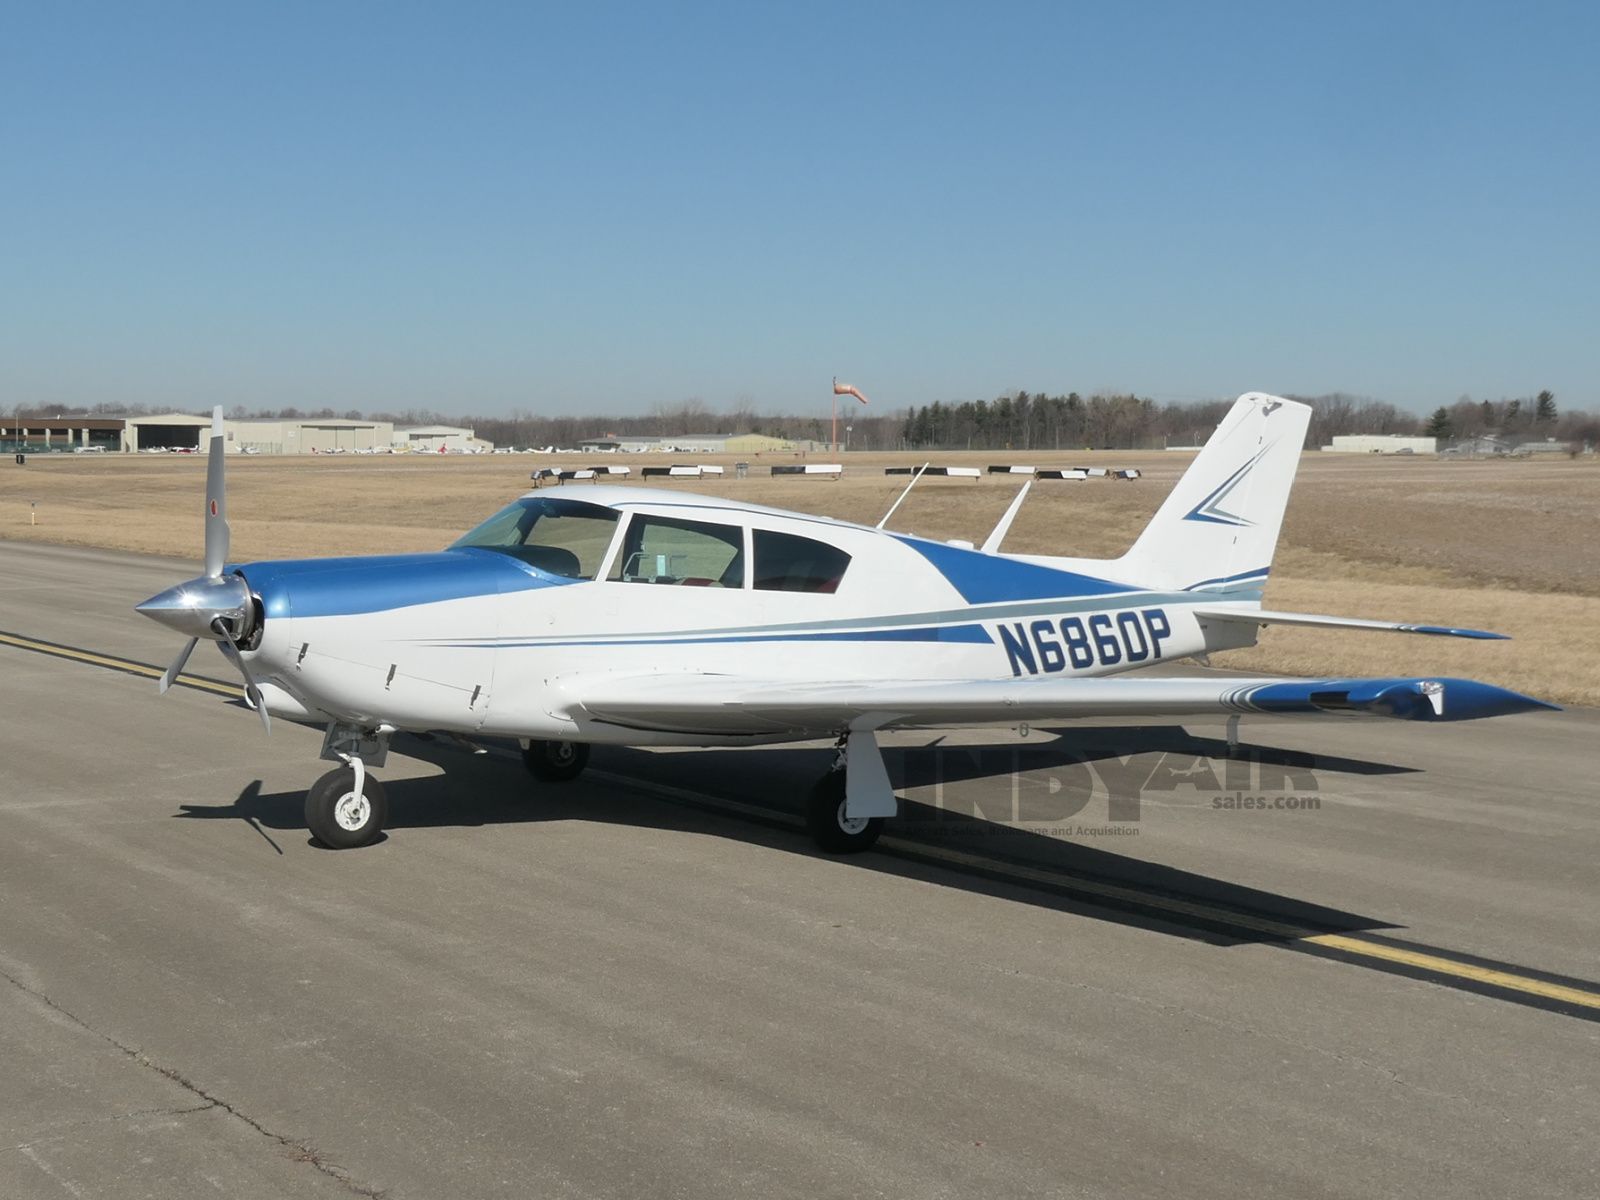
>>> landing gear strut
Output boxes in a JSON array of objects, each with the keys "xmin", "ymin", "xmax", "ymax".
[{"xmin": 306, "ymin": 724, "xmax": 392, "ymax": 849}]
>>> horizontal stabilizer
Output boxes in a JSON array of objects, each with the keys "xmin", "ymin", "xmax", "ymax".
[{"xmin": 1193, "ymin": 608, "xmax": 1508, "ymax": 640}]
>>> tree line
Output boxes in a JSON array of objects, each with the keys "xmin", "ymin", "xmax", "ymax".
[
  {"xmin": 35, "ymin": 389, "xmax": 1600, "ymax": 452},
  {"xmin": 1421, "ymin": 389, "xmax": 1600, "ymax": 447},
  {"xmin": 905, "ymin": 391, "xmax": 1459, "ymax": 450}
]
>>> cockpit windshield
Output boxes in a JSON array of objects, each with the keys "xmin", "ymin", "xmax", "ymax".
[{"xmin": 450, "ymin": 498, "xmax": 620, "ymax": 579}]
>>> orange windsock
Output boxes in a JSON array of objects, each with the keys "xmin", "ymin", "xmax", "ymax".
[{"xmin": 832, "ymin": 379, "xmax": 870, "ymax": 405}]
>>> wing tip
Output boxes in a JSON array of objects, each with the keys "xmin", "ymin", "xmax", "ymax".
[
  {"xmin": 1440, "ymin": 678, "xmax": 1560, "ymax": 718},
  {"xmin": 1407, "ymin": 625, "xmax": 1510, "ymax": 641},
  {"xmin": 1243, "ymin": 677, "xmax": 1558, "ymax": 720}
]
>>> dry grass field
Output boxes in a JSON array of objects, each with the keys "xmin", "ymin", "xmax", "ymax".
[{"xmin": 5, "ymin": 448, "xmax": 1598, "ymax": 704}]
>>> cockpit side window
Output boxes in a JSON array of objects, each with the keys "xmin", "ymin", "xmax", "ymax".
[
  {"xmin": 752, "ymin": 529, "xmax": 850, "ymax": 593},
  {"xmin": 609, "ymin": 513, "xmax": 745, "ymax": 587},
  {"xmin": 450, "ymin": 498, "xmax": 620, "ymax": 579}
]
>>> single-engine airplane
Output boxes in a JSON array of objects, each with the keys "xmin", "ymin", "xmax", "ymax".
[{"xmin": 136, "ymin": 394, "xmax": 1555, "ymax": 851}]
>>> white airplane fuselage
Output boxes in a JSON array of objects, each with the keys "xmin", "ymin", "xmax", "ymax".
[{"xmin": 235, "ymin": 486, "xmax": 1259, "ymax": 745}]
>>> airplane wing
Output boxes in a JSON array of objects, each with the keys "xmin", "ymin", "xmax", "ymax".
[
  {"xmin": 1191, "ymin": 607, "xmax": 1507, "ymax": 640},
  {"xmin": 573, "ymin": 672, "xmax": 1556, "ymax": 737}
]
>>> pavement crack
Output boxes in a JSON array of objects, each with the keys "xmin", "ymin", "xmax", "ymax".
[{"xmin": 0, "ymin": 966, "xmax": 387, "ymax": 1199}]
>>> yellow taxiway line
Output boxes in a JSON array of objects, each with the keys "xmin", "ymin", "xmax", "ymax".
[
  {"xmin": 1302, "ymin": 934, "xmax": 1600, "ymax": 1010},
  {"xmin": 885, "ymin": 838, "xmax": 1600, "ymax": 1012},
  {"xmin": 0, "ymin": 629, "xmax": 243, "ymax": 699}
]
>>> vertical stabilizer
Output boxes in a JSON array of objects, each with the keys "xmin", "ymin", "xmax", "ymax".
[{"xmin": 1113, "ymin": 393, "xmax": 1310, "ymax": 593}]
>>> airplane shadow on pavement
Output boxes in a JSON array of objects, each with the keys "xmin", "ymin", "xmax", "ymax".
[{"xmin": 175, "ymin": 724, "xmax": 1405, "ymax": 948}]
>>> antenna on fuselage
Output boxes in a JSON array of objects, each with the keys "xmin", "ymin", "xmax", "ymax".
[
  {"xmin": 979, "ymin": 479, "xmax": 1032, "ymax": 553},
  {"xmin": 875, "ymin": 462, "xmax": 930, "ymax": 530}
]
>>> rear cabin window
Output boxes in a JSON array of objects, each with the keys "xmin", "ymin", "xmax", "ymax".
[
  {"xmin": 450, "ymin": 498, "xmax": 619, "ymax": 579},
  {"xmin": 752, "ymin": 530, "xmax": 850, "ymax": 593},
  {"xmin": 610, "ymin": 514, "xmax": 745, "ymax": 587}
]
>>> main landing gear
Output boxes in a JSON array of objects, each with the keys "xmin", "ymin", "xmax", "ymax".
[
  {"xmin": 804, "ymin": 730, "xmax": 896, "ymax": 855},
  {"xmin": 521, "ymin": 739, "xmax": 590, "ymax": 782},
  {"xmin": 805, "ymin": 771, "xmax": 884, "ymax": 854}
]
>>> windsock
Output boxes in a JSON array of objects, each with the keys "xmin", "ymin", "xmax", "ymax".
[{"xmin": 833, "ymin": 378, "xmax": 870, "ymax": 405}]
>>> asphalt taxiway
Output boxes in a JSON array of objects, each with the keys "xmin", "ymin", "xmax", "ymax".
[{"xmin": 2, "ymin": 540, "xmax": 1597, "ymax": 1199}]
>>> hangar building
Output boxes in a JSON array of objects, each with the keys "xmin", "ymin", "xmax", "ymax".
[
  {"xmin": 125, "ymin": 413, "xmax": 216, "ymax": 451},
  {"xmin": 226, "ymin": 418, "xmax": 394, "ymax": 454},
  {"xmin": 2, "ymin": 417, "xmax": 127, "ymax": 453},
  {"xmin": 6, "ymin": 412, "xmax": 488, "ymax": 455}
]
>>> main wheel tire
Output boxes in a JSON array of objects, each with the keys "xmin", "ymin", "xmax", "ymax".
[
  {"xmin": 805, "ymin": 771, "xmax": 884, "ymax": 854},
  {"xmin": 305, "ymin": 767, "xmax": 389, "ymax": 849},
  {"xmin": 522, "ymin": 739, "xmax": 590, "ymax": 782}
]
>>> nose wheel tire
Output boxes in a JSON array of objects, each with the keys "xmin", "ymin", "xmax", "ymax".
[
  {"xmin": 522, "ymin": 740, "xmax": 590, "ymax": 782},
  {"xmin": 806, "ymin": 771, "xmax": 884, "ymax": 854},
  {"xmin": 306, "ymin": 766, "xmax": 389, "ymax": 849}
]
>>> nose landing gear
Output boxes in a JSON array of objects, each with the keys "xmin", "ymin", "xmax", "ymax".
[
  {"xmin": 306, "ymin": 764, "xmax": 389, "ymax": 849},
  {"xmin": 306, "ymin": 724, "xmax": 393, "ymax": 849}
]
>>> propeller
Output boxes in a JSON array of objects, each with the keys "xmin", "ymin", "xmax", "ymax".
[
  {"xmin": 157, "ymin": 636, "xmax": 196, "ymax": 695},
  {"xmin": 135, "ymin": 407, "xmax": 270, "ymax": 733},
  {"xmin": 213, "ymin": 619, "xmax": 271, "ymax": 734}
]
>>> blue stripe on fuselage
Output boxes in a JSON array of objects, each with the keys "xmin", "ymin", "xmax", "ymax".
[
  {"xmin": 1184, "ymin": 566, "xmax": 1270, "ymax": 591},
  {"xmin": 438, "ymin": 623, "xmax": 996, "ymax": 649},
  {"xmin": 892, "ymin": 536, "xmax": 1137, "ymax": 604},
  {"xmin": 235, "ymin": 548, "xmax": 574, "ymax": 619}
]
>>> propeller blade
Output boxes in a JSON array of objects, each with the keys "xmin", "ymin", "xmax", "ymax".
[
  {"xmin": 158, "ymin": 637, "xmax": 199, "ymax": 694},
  {"xmin": 212, "ymin": 619, "xmax": 271, "ymax": 735},
  {"xmin": 203, "ymin": 405, "xmax": 229, "ymax": 579}
]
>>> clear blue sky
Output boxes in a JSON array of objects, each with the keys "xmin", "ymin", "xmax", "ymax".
[{"xmin": 3, "ymin": 1, "xmax": 1596, "ymax": 416}]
